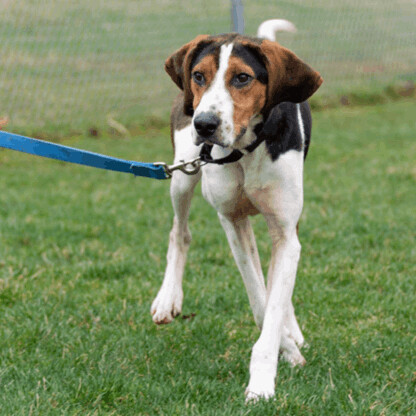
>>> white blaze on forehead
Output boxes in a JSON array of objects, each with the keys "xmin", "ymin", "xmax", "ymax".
[
  {"xmin": 192, "ymin": 43, "xmax": 235, "ymax": 147},
  {"xmin": 216, "ymin": 42, "xmax": 234, "ymax": 85}
]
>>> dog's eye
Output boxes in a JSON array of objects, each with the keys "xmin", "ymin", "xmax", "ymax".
[
  {"xmin": 192, "ymin": 72, "xmax": 205, "ymax": 86},
  {"xmin": 232, "ymin": 73, "xmax": 252, "ymax": 88}
]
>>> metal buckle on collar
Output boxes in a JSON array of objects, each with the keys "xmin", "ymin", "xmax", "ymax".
[{"xmin": 154, "ymin": 157, "xmax": 205, "ymax": 178}]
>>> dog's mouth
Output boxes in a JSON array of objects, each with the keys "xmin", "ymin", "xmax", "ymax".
[
  {"xmin": 194, "ymin": 133, "xmax": 228, "ymax": 148},
  {"xmin": 204, "ymin": 138, "xmax": 228, "ymax": 148},
  {"xmin": 193, "ymin": 123, "xmax": 256, "ymax": 152},
  {"xmin": 201, "ymin": 128, "xmax": 248, "ymax": 149}
]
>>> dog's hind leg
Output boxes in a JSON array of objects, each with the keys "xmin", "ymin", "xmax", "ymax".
[
  {"xmin": 285, "ymin": 301, "xmax": 305, "ymax": 348},
  {"xmin": 218, "ymin": 214, "xmax": 267, "ymax": 328},
  {"xmin": 151, "ymin": 126, "xmax": 201, "ymax": 324},
  {"xmin": 218, "ymin": 213, "xmax": 304, "ymax": 362}
]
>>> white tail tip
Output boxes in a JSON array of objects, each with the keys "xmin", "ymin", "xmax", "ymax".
[{"xmin": 257, "ymin": 19, "xmax": 297, "ymax": 41}]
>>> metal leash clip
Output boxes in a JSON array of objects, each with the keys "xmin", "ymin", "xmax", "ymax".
[{"xmin": 154, "ymin": 157, "xmax": 204, "ymax": 179}]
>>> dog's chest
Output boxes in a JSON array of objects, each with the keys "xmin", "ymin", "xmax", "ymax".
[
  {"xmin": 200, "ymin": 144, "xmax": 273, "ymax": 219},
  {"xmin": 201, "ymin": 163, "xmax": 259, "ymax": 218},
  {"xmin": 200, "ymin": 142, "xmax": 304, "ymax": 220}
]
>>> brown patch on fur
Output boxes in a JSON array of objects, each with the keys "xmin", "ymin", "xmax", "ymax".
[
  {"xmin": 229, "ymin": 194, "xmax": 260, "ymax": 220},
  {"xmin": 170, "ymin": 92, "xmax": 192, "ymax": 150},
  {"xmin": 259, "ymin": 39, "xmax": 323, "ymax": 114},
  {"xmin": 239, "ymin": 37, "xmax": 262, "ymax": 47},
  {"xmin": 165, "ymin": 35, "xmax": 211, "ymax": 115},
  {"xmin": 190, "ymin": 54, "xmax": 218, "ymax": 110},
  {"xmin": 225, "ymin": 56, "xmax": 267, "ymax": 136}
]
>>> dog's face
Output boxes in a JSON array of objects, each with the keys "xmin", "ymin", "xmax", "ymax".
[{"xmin": 165, "ymin": 34, "xmax": 322, "ymax": 149}]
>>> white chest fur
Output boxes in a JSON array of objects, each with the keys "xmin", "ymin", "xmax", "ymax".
[{"xmin": 201, "ymin": 143, "xmax": 304, "ymax": 225}]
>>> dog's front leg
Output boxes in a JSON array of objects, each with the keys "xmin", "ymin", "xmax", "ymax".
[
  {"xmin": 245, "ymin": 223, "xmax": 303, "ymax": 401},
  {"xmin": 151, "ymin": 168, "xmax": 201, "ymax": 324}
]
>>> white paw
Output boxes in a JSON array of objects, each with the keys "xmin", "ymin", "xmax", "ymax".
[
  {"xmin": 245, "ymin": 377, "xmax": 275, "ymax": 403},
  {"xmin": 150, "ymin": 286, "xmax": 183, "ymax": 324},
  {"xmin": 245, "ymin": 367, "xmax": 276, "ymax": 403},
  {"xmin": 292, "ymin": 332, "xmax": 305, "ymax": 348},
  {"xmin": 280, "ymin": 326, "xmax": 307, "ymax": 366},
  {"xmin": 281, "ymin": 349, "xmax": 306, "ymax": 367}
]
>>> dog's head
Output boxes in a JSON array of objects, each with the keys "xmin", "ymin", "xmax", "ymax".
[{"xmin": 165, "ymin": 34, "xmax": 323, "ymax": 149}]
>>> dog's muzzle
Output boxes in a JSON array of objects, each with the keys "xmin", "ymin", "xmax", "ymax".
[{"xmin": 193, "ymin": 112, "xmax": 220, "ymax": 139}]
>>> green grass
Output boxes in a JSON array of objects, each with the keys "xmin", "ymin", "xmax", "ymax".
[
  {"xmin": 0, "ymin": 99, "xmax": 415, "ymax": 415},
  {"xmin": 1, "ymin": 0, "xmax": 415, "ymax": 134}
]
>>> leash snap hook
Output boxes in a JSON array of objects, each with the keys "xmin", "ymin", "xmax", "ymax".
[
  {"xmin": 155, "ymin": 157, "xmax": 204, "ymax": 179},
  {"xmin": 176, "ymin": 157, "xmax": 204, "ymax": 175}
]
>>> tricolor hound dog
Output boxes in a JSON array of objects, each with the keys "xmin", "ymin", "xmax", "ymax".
[{"xmin": 151, "ymin": 20, "xmax": 323, "ymax": 401}]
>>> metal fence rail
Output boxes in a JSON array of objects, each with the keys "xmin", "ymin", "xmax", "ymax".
[{"xmin": 0, "ymin": 0, "xmax": 415, "ymax": 134}]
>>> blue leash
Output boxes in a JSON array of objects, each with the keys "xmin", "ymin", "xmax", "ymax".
[{"xmin": 0, "ymin": 130, "xmax": 177, "ymax": 180}]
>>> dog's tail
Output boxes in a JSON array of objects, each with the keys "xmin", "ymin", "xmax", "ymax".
[{"xmin": 257, "ymin": 19, "xmax": 297, "ymax": 41}]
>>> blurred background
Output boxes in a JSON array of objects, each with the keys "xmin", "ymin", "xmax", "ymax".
[{"xmin": 0, "ymin": 0, "xmax": 415, "ymax": 136}]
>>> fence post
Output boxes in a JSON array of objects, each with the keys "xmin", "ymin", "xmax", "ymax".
[{"xmin": 231, "ymin": 0, "xmax": 244, "ymax": 34}]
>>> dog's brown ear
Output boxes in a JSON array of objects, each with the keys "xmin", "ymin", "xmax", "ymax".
[
  {"xmin": 259, "ymin": 39, "xmax": 323, "ymax": 114},
  {"xmin": 165, "ymin": 35, "xmax": 210, "ymax": 116}
]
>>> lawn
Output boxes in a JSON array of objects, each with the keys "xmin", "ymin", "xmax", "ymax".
[{"xmin": 0, "ymin": 99, "xmax": 415, "ymax": 415}]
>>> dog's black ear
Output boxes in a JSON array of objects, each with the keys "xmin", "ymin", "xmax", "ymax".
[
  {"xmin": 259, "ymin": 39, "xmax": 323, "ymax": 115},
  {"xmin": 165, "ymin": 35, "xmax": 210, "ymax": 116}
]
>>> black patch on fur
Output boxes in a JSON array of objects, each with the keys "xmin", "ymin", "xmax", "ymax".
[
  {"xmin": 231, "ymin": 44, "xmax": 268, "ymax": 84},
  {"xmin": 190, "ymin": 42, "xmax": 220, "ymax": 72},
  {"xmin": 255, "ymin": 101, "xmax": 312, "ymax": 161},
  {"xmin": 190, "ymin": 33, "xmax": 264, "ymax": 72}
]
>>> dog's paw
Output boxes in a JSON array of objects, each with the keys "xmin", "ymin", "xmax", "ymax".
[
  {"xmin": 279, "ymin": 326, "xmax": 307, "ymax": 366},
  {"xmin": 280, "ymin": 349, "xmax": 306, "ymax": 367},
  {"xmin": 150, "ymin": 287, "xmax": 183, "ymax": 325},
  {"xmin": 291, "ymin": 330, "xmax": 305, "ymax": 348},
  {"xmin": 245, "ymin": 378, "xmax": 275, "ymax": 403},
  {"xmin": 283, "ymin": 318, "xmax": 305, "ymax": 348}
]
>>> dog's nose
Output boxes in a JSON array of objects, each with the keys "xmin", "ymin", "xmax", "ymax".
[{"xmin": 193, "ymin": 112, "xmax": 220, "ymax": 138}]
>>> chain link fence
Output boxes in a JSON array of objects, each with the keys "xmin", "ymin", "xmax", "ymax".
[{"xmin": 1, "ymin": 0, "xmax": 415, "ymax": 135}]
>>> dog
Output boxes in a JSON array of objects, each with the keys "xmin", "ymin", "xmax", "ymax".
[{"xmin": 150, "ymin": 20, "xmax": 323, "ymax": 401}]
